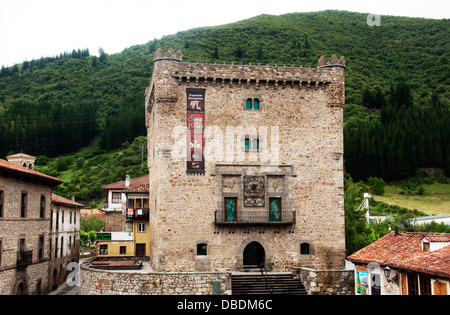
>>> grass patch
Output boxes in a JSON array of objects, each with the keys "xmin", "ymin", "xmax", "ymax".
[{"xmin": 373, "ymin": 183, "xmax": 450, "ymax": 216}]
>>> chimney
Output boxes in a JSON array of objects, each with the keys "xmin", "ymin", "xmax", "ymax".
[
  {"xmin": 71, "ymin": 195, "xmax": 75, "ymax": 202},
  {"xmin": 395, "ymin": 228, "xmax": 400, "ymax": 236},
  {"xmin": 125, "ymin": 175, "xmax": 130, "ymax": 188}
]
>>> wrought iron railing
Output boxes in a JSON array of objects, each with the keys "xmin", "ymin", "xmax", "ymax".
[{"xmin": 214, "ymin": 210, "xmax": 295, "ymax": 225}]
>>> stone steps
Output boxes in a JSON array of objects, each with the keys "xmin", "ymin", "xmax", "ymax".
[{"xmin": 231, "ymin": 272, "xmax": 308, "ymax": 295}]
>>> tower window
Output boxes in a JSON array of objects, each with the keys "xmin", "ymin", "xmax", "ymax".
[
  {"xmin": 301, "ymin": 243, "xmax": 310, "ymax": 255},
  {"xmin": 245, "ymin": 98, "xmax": 260, "ymax": 110},
  {"xmin": 197, "ymin": 244, "xmax": 208, "ymax": 256},
  {"xmin": 245, "ymin": 136, "xmax": 260, "ymax": 151}
]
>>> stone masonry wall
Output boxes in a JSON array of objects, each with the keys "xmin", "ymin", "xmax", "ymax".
[
  {"xmin": 79, "ymin": 261, "xmax": 231, "ymax": 295},
  {"xmin": 145, "ymin": 49, "xmax": 346, "ymax": 273},
  {"xmin": 0, "ymin": 177, "xmax": 53, "ymax": 294},
  {"xmin": 295, "ymin": 267, "xmax": 354, "ymax": 295}
]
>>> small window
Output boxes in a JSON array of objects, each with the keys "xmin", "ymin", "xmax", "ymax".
[
  {"xmin": 245, "ymin": 138, "xmax": 250, "ymax": 151},
  {"xmin": 245, "ymin": 98, "xmax": 260, "ymax": 110},
  {"xmin": 245, "ymin": 136, "xmax": 260, "ymax": 152},
  {"xmin": 20, "ymin": 193, "xmax": 27, "ymax": 217},
  {"xmin": 253, "ymin": 99, "xmax": 260, "ymax": 110},
  {"xmin": 100, "ymin": 245, "xmax": 108, "ymax": 255},
  {"xmin": 40, "ymin": 196, "xmax": 45, "ymax": 218},
  {"xmin": 38, "ymin": 236, "xmax": 44, "ymax": 260},
  {"xmin": 246, "ymin": 99, "xmax": 252, "ymax": 110},
  {"xmin": 300, "ymin": 243, "xmax": 310, "ymax": 255},
  {"xmin": 112, "ymin": 192, "xmax": 121, "ymax": 204},
  {"xmin": 138, "ymin": 223, "xmax": 146, "ymax": 233},
  {"xmin": 0, "ymin": 190, "xmax": 4, "ymax": 217},
  {"xmin": 120, "ymin": 246, "xmax": 127, "ymax": 255},
  {"xmin": 197, "ymin": 244, "xmax": 207, "ymax": 256}
]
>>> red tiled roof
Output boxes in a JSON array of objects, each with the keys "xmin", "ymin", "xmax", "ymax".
[
  {"xmin": 52, "ymin": 193, "xmax": 84, "ymax": 208},
  {"xmin": 80, "ymin": 209, "xmax": 106, "ymax": 220},
  {"xmin": 102, "ymin": 175, "xmax": 149, "ymax": 191},
  {"xmin": 347, "ymin": 232, "xmax": 450, "ymax": 278},
  {"xmin": 0, "ymin": 158, "xmax": 63, "ymax": 186}
]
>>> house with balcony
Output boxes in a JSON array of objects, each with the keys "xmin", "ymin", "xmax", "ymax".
[{"xmin": 98, "ymin": 175, "xmax": 150, "ymax": 258}]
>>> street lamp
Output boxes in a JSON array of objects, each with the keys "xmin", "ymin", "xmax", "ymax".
[{"xmin": 384, "ymin": 266, "xmax": 399, "ymax": 285}]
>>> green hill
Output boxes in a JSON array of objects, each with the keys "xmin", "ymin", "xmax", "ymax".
[{"xmin": 1, "ymin": 10, "xmax": 449, "ymax": 195}]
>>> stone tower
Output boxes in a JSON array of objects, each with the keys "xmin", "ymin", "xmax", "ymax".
[{"xmin": 145, "ymin": 48, "xmax": 346, "ymax": 272}]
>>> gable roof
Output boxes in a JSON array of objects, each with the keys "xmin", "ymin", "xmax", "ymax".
[
  {"xmin": 347, "ymin": 232, "xmax": 450, "ymax": 278},
  {"xmin": 102, "ymin": 175, "xmax": 149, "ymax": 191},
  {"xmin": 0, "ymin": 158, "xmax": 63, "ymax": 187},
  {"xmin": 52, "ymin": 193, "xmax": 84, "ymax": 208}
]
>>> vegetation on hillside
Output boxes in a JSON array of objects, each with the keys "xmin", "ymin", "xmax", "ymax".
[{"xmin": 34, "ymin": 136, "xmax": 148, "ymax": 202}]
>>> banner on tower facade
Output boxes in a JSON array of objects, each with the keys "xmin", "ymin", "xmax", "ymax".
[{"xmin": 186, "ymin": 88, "xmax": 205, "ymax": 174}]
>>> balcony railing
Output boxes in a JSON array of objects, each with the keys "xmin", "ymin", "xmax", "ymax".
[
  {"xmin": 17, "ymin": 250, "xmax": 33, "ymax": 269},
  {"xmin": 214, "ymin": 210, "xmax": 295, "ymax": 226},
  {"xmin": 126, "ymin": 208, "xmax": 149, "ymax": 220}
]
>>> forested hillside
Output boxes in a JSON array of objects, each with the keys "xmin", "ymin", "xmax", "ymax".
[{"xmin": 1, "ymin": 10, "xmax": 449, "ymax": 184}]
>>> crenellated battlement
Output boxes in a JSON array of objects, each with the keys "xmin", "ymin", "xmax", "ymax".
[
  {"xmin": 153, "ymin": 48, "xmax": 183, "ymax": 62},
  {"xmin": 318, "ymin": 55, "xmax": 346, "ymax": 68}
]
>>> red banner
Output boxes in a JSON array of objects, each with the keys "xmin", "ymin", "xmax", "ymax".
[{"xmin": 187, "ymin": 88, "xmax": 205, "ymax": 173}]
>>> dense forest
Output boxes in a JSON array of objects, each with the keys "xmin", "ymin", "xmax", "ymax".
[{"xmin": 0, "ymin": 10, "xmax": 449, "ymax": 181}]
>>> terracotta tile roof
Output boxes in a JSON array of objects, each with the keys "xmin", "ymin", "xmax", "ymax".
[
  {"xmin": 102, "ymin": 175, "xmax": 149, "ymax": 191},
  {"xmin": 125, "ymin": 183, "xmax": 149, "ymax": 193},
  {"xmin": 52, "ymin": 193, "xmax": 84, "ymax": 208},
  {"xmin": 80, "ymin": 209, "xmax": 106, "ymax": 220},
  {"xmin": 0, "ymin": 158, "xmax": 63, "ymax": 187},
  {"xmin": 347, "ymin": 232, "xmax": 450, "ymax": 278}
]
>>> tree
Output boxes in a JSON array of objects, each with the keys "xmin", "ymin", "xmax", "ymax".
[
  {"xmin": 367, "ymin": 177, "xmax": 385, "ymax": 195},
  {"xmin": 98, "ymin": 47, "xmax": 107, "ymax": 63}
]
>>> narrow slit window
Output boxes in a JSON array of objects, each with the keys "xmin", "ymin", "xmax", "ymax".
[
  {"xmin": 253, "ymin": 99, "xmax": 260, "ymax": 110},
  {"xmin": 246, "ymin": 99, "xmax": 252, "ymax": 110}
]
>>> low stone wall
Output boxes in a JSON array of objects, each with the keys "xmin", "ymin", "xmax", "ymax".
[
  {"xmin": 294, "ymin": 267, "xmax": 354, "ymax": 295},
  {"xmin": 79, "ymin": 262, "xmax": 231, "ymax": 295}
]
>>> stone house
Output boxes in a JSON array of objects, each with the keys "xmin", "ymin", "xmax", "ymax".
[
  {"xmin": 347, "ymin": 231, "xmax": 450, "ymax": 295},
  {"xmin": 0, "ymin": 157, "xmax": 63, "ymax": 294},
  {"xmin": 145, "ymin": 48, "xmax": 346, "ymax": 273}
]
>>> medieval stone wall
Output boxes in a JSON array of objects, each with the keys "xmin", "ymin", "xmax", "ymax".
[
  {"xmin": 145, "ymin": 49, "xmax": 346, "ymax": 273},
  {"xmin": 79, "ymin": 261, "xmax": 231, "ymax": 295}
]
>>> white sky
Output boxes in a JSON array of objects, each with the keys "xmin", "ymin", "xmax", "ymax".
[{"xmin": 0, "ymin": 0, "xmax": 448, "ymax": 67}]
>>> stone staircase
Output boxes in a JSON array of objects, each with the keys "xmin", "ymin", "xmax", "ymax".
[{"xmin": 231, "ymin": 272, "xmax": 308, "ymax": 295}]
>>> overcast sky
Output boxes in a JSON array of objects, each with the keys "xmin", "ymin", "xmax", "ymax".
[{"xmin": 0, "ymin": 0, "xmax": 448, "ymax": 67}]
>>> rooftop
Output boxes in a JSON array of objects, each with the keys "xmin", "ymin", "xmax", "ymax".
[
  {"xmin": 0, "ymin": 158, "xmax": 63, "ymax": 187},
  {"xmin": 347, "ymin": 232, "xmax": 450, "ymax": 278},
  {"xmin": 52, "ymin": 193, "xmax": 84, "ymax": 208},
  {"xmin": 102, "ymin": 175, "xmax": 149, "ymax": 192}
]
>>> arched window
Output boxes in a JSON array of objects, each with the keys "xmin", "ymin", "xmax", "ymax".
[{"xmin": 300, "ymin": 243, "xmax": 310, "ymax": 255}]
